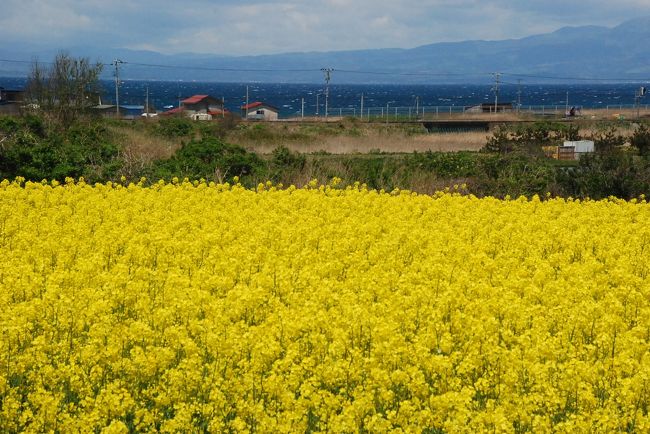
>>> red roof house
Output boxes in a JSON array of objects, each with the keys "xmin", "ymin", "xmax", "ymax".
[
  {"xmin": 162, "ymin": 95, "xmax": 224, "ymax": 119},
  {"xmin": 242, "ymin": 101, "xmax": 279, "ymax": 121}
]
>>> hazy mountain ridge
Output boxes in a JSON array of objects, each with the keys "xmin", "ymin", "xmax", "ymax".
[{"xmin": 1, "ymin": 17, "xmax": 649, "ymax": 83}]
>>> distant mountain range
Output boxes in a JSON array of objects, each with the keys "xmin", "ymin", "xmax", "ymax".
[{"xmin": 2, "ymin": 17, "xmax": 650, "ymax": 84}]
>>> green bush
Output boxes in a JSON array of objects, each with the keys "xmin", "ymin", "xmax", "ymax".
[
  {"xmin": 239, "ymin": 123, "xmax": 276, "ymax": 141},
  {"xmin": 152, "ymin": 137, "xmax": 263, "ymax": 183},
  {"xmin": 155, "ymin": 117, "xmax": 194, "ymax": 138},
  {"xmin": 473, "ymin": 154, "xmax": 557, "ymax": 197},
  {"xmin": 407, "ymin": 151, "xmax": 478, "ymax": 178},
  {"xmin": 341, "ymin": 157, "xmax": 401, "ymax": 191},
  {"xmin": 0, "ymin": 116, "xmax": 22, "ymax": 135},
  {"xmin": 0, "ymin": 116, "xmax": 120, "ymax": 182},
  {"xmin": 557, "ymin": 153, "xmax": 650, "ymax": 199},
  {"xmin": 270, "ymin": 146, "xmax": 306, "ymax": 182},
  {"xmin": 195, "ymin": 116, "xmax": 241, "ymax": 140}
]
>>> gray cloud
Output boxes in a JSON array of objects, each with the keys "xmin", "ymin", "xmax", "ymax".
[{"xmin": 1, "ymin": 0, "xmax": 649, "ymax": 55}]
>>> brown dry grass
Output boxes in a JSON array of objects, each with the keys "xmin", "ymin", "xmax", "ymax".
[
  {"xmin": 264, "ymin": 132, "xmax": 487, "ymax": 154},
  {"xmin": 580, "ymin": 108, "xmax": 650, "ymax": 120},
  {"xmin": 227, "ymin": 120, "xmax": 488, "ymax": 154},
  {"xmin": 110, "ymin": 126, "xmax": 181, "ymax": 178}
]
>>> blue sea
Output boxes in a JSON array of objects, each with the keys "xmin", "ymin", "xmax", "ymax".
[{"xmin": 1, "ymin": 77, "xmax": 646, "ymax": 117}]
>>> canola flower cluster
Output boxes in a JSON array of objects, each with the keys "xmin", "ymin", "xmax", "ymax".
[{"xmin": 1, "ymin": 177, "xmax": 650, "ymax": 433}]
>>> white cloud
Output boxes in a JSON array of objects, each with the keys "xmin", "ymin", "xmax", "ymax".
[
  {"xmin": 0, "ymin": 0, "xmax": 649, "ymax": 55},
  {"xmin": 0, "ymin": 0, "xmax": 93, "ymax": 38}
]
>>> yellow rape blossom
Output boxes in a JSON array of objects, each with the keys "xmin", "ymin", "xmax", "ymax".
[{"xmin": 0, "ymin": 179, "xmax": 649, "ymax": 432}]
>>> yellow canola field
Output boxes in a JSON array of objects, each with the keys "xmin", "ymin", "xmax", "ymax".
[{"xmin": 1, "ymin": 178, "xmax": 650, "ymax": 433}]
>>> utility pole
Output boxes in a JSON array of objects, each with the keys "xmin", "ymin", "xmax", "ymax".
[
  {"xmin": 492, "ymin": 72, "xmax": 501, "ymax": 115},
  {"xmin": 244, "ymin": 85, "xmax": 249, "ymax": 120},
  {"xmin": 301, "ymin": 97, "xmax": 305, "ymax": 120},
  {"xmin": 321, "ymin": 68, "xmax": 333, "ymax": 120},
  {"xmin": 360, "ymin": 93, "xmax": 364, "ymax": 121},
  {"xmin": 415, "ymin": 96, "xmax": 420, "ymax": 119},
  {"xmin": 316, "ymin": 94, "xmax": 320, "ymax": 116},
  {"xmin": 565, "ymin": 91, "xmax": 569, "ymax": 118},
  {"xmin": 112, "ymin": 59, "xmax": 124, "ymax": 118},
  {"xmin": 636, "ymin": 86, "xmax": 646, "ymax": 119},
  {"xmin": 517, "ymin": 80, "xmax": 522, "ymax": 114},
  {"xmin": 145, "ymin": 85, "xmax": 149, "ymax": 120}
]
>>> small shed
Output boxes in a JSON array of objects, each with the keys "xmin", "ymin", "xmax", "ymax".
[
  {"xmin": 0, "ymin": 87, "xmax": 25, "ymax": 115},
  {"xmin": 92, "ymin": 104, "xmax": 117, "ymax": 117},
  {"xmin": 466, "ymin": 103, "xmax": 513, "ymax": 113},
  {"xmin": 0, "ymin": 88, "xmax": 25, "ymax": 104},
  {"xmin": 242, "ymin": 102, "xmax": 279, "ymax": 121},
  {"xmin": 557, "ymin": 145, "xmax": 576, "ymax": 161},
  {"xmin": 120, "ymin": 105, "xmax": 145, "ymax": 120},
  {"xmin": 564, "ymin": 140, "xmax": 595, "ymax": 156},
  {"xmin": 544, "ymin": 140, "xmax": 595, "ymax": 161},
  {"xmin": 92, "ymin": 104, "xmax": 145, "ymax": 119}
]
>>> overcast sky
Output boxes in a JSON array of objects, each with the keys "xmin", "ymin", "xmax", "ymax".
[{"xmin": 2, "ymin": 0, "xmax": 650, "ymax": 56}]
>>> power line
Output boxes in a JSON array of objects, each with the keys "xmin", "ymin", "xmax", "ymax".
[
  {"xmin": 122, "ymin": 61, "xmax": 319, "ymax": 73},
  {"xmin": 501, "ymin": 72, "xmax": 650, "ymax": 82},
  {"xmin": 0, "ymin": 58, "xmax": 516, "ymax": 80},
  {"xmin": 0, "ymin": 59, "xmax": 38, "ymax": 65},
  {"xmin": 0, "ymin": 58, "xmax": 322, "ymax": 73},
  {"xmin": 125, "ymin": 62, "xmax": 492, "ymax": 79},
  {"xmin": 1, "ymin": 57, "xmax": 650, "ymax": 82},
  {"xmin": 334, "ymin": 69, "xmax": 491, "ymax": 78}
]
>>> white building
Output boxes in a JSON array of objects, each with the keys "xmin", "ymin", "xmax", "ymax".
[
  {"xmin": 242, "ymin": 102, "xmax": 279, "ymax": 121},
  {"xmin": 564, "ymin": 140, "xmax": 595, "ymax": 159}
]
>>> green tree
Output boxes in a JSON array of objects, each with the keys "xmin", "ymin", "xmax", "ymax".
[
  {"xmin": 631, "ymin": 124, "xmax": 650, "ymax": 156},
  {"xmin": 591, "ymin": 126, "xmax": 626, "ymax": 154}
]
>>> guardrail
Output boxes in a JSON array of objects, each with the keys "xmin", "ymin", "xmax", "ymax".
[{"xmin": 304, "ymin": 104, "xmax": 650, "ymax": 120}]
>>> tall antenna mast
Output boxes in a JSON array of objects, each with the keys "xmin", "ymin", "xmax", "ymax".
[
  {"xmin": 112, "ymin": 59, "xmax": 124, "ymax": 118},
  {"xmin": 321, "ymin": 68, "xmax": 333, "ymax": 120}
]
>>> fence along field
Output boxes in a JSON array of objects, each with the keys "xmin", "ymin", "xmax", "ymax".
[{"xmin": 1, "ymin": 178, "xmax": 650, "ymax": 432}]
